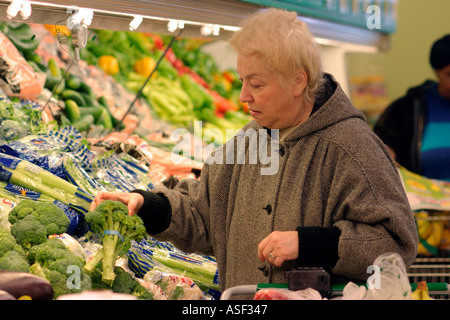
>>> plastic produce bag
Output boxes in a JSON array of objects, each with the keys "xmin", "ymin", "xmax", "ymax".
[
  {"xmin": 0, "ymin": 126, "xmax": 96, "ymax": 180},
  {"xmin": 0, "ymin": 98, "xmax": 47, "ymax": 142},
  {"xmin": 0, "ymin": 153, "xmax": 93, "ymax": 214},
  {"xmin": 0, "ymin": 196, "xmax": 15, "ymax": 229},
  {"xmin": 144, "ymin": 269, "xmax": 205, "ymax": 300},
  {"xmin": 127, "ymin": 238, "xmax": 221, "ymax": 299},
  {"xmin": 0, "ymin": 32, "xmax": 44, "ymax": 100},
  {"xmin": 91, "ymin": 151, "xmax": 153, "ymax": 192},
  {"xmin": 341, "ymin": 252, "xmax": 412, "ymax": 300}
]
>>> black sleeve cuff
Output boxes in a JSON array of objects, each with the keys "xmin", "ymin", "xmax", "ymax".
[
  {"xmin": 296, "ymin": 226, "xmax": 341, "ymax": 269},
  {"xmin": 130, "ymin": 189, "xmax": 172, "ymax": 235}
]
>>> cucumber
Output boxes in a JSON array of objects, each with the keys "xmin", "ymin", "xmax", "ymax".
[
  {"xmin": 60, "ymin": 89, "xmax": 86, "ymax": 106},
  {"xmin": 97, "ymin": 96, "xmax": 110, "ymax": 108},
  {"xmin": 45, "ymin": 73, "xmax": 65, "ymax": 95},
  {"xmin": 6, "ymin": 33, "xmax": 39, "ymax": 53},
  {"xmin": 71, "ymin": 114, "xmax": 94, "ymax": 132},
  {"xmin": 80, "ymin": 92, "xmax": 98, "ymax": 106},
  {"xmin": 27, "ymin": 61, "xmax": 42, "ymax": 73},
  {"xmin": 95, "ymin": 107, "xmax": 113, "ymax": 129},
  {"xmin": 48, "ymin": 58, "xmax": 62, "ymax": 77},
  {"xmin": 66, "ymin": 76, "xmax": 81, "ymax": 90},
  {"xmin": 78, "ymin": 82, "xmax": 96, "ymax": 98},
  {"xmin": 64, "ymin": 99, "xmax": 81, "ymax": 122},
  {"xmin": 98, "ymin": 96, "xmax": 125, "ymax": 130},
  {"xmin": 79, "ymin": 105, "xmax": 104, "ymax": 121}
]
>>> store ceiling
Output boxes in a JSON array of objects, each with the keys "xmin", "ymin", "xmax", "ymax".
[{"xmin": 0, "ymin": 0, "xmax": 389, "ymax": 49}]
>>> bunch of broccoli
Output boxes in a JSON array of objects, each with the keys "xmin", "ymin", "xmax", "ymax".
[
  {"xmin": 1, "ymin": 200, "xmax": 90, "ymax": 299},
  {"xmin": 0, "ymin": 228, "xmax": 29, "ymax": 272},
  {"xmin": 8, "ymin": 200, "xmax": 70, "ymax": 249},
  {"xmin": 83, "ymin": 200, "xmax": 147, "ymax": 285},
  {"xmin": 27, "ymin": 238, "xmax": 92, "ymax": 298},
  {"xmin": 91, "ymin": 266, "xmax": 154, "ymax": 300}
]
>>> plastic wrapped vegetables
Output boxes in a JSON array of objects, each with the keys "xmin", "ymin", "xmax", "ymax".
[
  {"xmin": 0, "ymin": 153, "xmax": 93, "ymax": 213},
  {"xmin": 127, "ymin": 238, "xmax": 221, "ymax": 299}
]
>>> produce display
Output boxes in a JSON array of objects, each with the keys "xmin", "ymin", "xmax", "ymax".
[
  {"xmin": 0, "ymin": 19, "xmax": 448, "ymax": 301},
  {"xmin": 0, "ymin": 21, "xmax": 227, "ymax": 300}
]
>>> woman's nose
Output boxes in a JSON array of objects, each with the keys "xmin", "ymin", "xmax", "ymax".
[{"xmin": 239, "ymin": 83, "xmax": 253, "ymax": 103}]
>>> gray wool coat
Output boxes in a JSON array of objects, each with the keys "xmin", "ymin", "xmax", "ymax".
[{"xmin": 149, "ymin": 74, "xmax": 418, "ymax": 295}]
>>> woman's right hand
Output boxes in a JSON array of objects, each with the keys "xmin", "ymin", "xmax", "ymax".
[{"xmin": 89, "ymin": 191, "xmax": 144, "ymax": 216}]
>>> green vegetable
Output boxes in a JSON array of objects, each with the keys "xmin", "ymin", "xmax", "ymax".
[
  {"xmin": 64, "ymin": 99, "xmax": 81, "ymax": 122},
  {"xmin": 5, "ymin": 32, "xmax": 39, "ymax": 53},
  {"xmin": 66, "ymin": 75, "xmax": 81, "ymax": 90},
  {"xmin": 10, "ymin": 215, "xmax": 47, "ymax": 250},
  {"xmin": 98, "ymin": 96, "xmax": 125, "ymax": 130},
  {"xmin": 77, "ymin": 82, "xmax": 96, "ymax": 98},
  {"xmin": 60, "ymin": 89, "xmax": 86, "ymax": 106},
  {"xmin": 149, "ymin": 247, "xmax": 220, "ymax": 292},
  {"xmin": 0, "ymin": 157, "xmax": 93, "ymax": 213},
  {"xmin": 78, "ymin": 105, "xmax": 103, "ymax": 121},
  {"xmin": 95, "ymin": 107, "xmax": 113, "ymax": 129},
  {"xmin": 71, "ymin": 114, "xmax": 94, "ymax": 132},
  {"xmin": 0, "ymin": 99, "xmax": 47, "ymax": 141},
  {"xmin": 45, "ymin": 59, "xmax": 66, "ymax": 94},
  {"xmin": 91, "ymin": 266, "xmax": 154, "ymax": 300},
  {"xmin": 83, "ymin": 200, "xmax": 147, "ymax": 285},
  {"xmin": 0, "ymin": 228, "xmax": 17, "ymax": 257},
  {"xmin": 28, "ymin": 238, "xmax": 91, "ymax": 298},
  {"xmin": 112, "ymin": 267, "xmax": 154, "ymax": 299},
  {"xmin": 0, "ymin": 251, "xmax": 30, "ymax": 272},
  {"xmin": 44, "ymin": 74, "xmax": 65, "ymax": 95},
  {"xmin": 62, "ymin": 154, "xmax": 100, "ymax": 197},
  {"xmin": 80, "ymin": 92, "xmax": 97, "ymax": 106},
  {"xmin": 0, "ymin": 228, "xmax": 25, "ymax": 258},
  {"xmin": 48, "ymin": 58, "xmax": 61, "ymax": 77},
  {"xmin": 8, "ymin": 199, "xmax": 70, "ymax": 236}
]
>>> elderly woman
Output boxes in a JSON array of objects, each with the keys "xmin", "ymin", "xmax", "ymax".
[{"xmin": 90, "ymin": 8, "xmax": 418, "ymax": 296}]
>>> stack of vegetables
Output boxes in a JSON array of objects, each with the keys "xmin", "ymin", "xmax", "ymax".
[
  {"xmin": 82, "ymin": 29, "xmax": 251, "ymax": 144},
  {"xmin": 0, "ymin": 21, "xmax": 241, "ymax": 299}
]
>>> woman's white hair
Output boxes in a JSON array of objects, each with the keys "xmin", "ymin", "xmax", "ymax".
[{"xmin": 229, "ymin": 8, "xmax": 323, "ymax": 105}]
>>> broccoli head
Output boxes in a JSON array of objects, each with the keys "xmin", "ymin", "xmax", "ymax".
[
  {"xmin": 8, "ymin": 200, "xmax": 70, "ymax": 236},
  {"xmin": 10, "ymin": 215, "xmax": 48, "ymax": 250},
  {"xmin": 110, "ymin": 267, "xmax": 154, "ymax": 300},
  {"xmin": 111, "ymin": 267, "xmax": 137, "ymax": 294},
  {"xmin": 27, "ymin": 238, "xmax": 84, "ymax": 268},
  {"xmin": 43, "ymin": 265, "xmax": 92, "ymax": 299},
  {"xmin": 45, "ymin": 259, "xmax": 92, "ymax": 298},
  {"xmin": 0, "ymin": 228, "xmax": 17, "ymax": 257},
  {"xmin": 0, "ymin": 250, "xmax": 30, "ymax": 272},
  {"xmin": 83, "ymin": 200, "xmax": 147, "ymax": 285},
  {"xmin": 132, "ymin": 281, "xmax": 154, "ymax": 300},
  {"xmin": 27, "ymin": 238, "xmax": 92, "ymax": 299},
  {"xmin": 27, "ymin": 238, "xmax": 68, "ymax": 264}
]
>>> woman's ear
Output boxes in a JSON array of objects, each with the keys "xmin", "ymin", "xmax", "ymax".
[{"xmin": 293, "ymin": 70, "xmax": 308, "ymax": 97}]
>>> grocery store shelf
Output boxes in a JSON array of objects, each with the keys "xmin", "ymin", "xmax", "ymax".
[{"xmin": 0, "ymin": 0, "xmax": 389, "ymax": 49}]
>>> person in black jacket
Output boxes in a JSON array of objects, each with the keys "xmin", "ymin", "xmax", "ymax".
[{"xmin": 374, "ymin": 34, "xmax": 450, "ymax": 181}]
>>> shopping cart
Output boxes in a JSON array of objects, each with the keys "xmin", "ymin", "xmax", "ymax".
[
  {"xmin": 410, "ymin": 212, "xmax": 450, "ymax": 299},
  {"xmin": 220, "ymin": 267, "xmax": 450, "ymax": 300},
  {"xmin": 220, "ymin": 282, "xmax": 450, "ymax": 300}
]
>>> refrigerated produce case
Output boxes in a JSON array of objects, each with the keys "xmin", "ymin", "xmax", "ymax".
[{"xmin": 3, "ymin": 0, "xmax": 447, "ymax": 302}]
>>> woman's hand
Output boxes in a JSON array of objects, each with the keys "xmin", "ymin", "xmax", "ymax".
[
  {"xmin": 90, "ymin": 191, "xmax": 144, "ymax": 216},
  {"xmin": 257, "ymin": 231, "xmax": 299, "ymax": 267}
]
